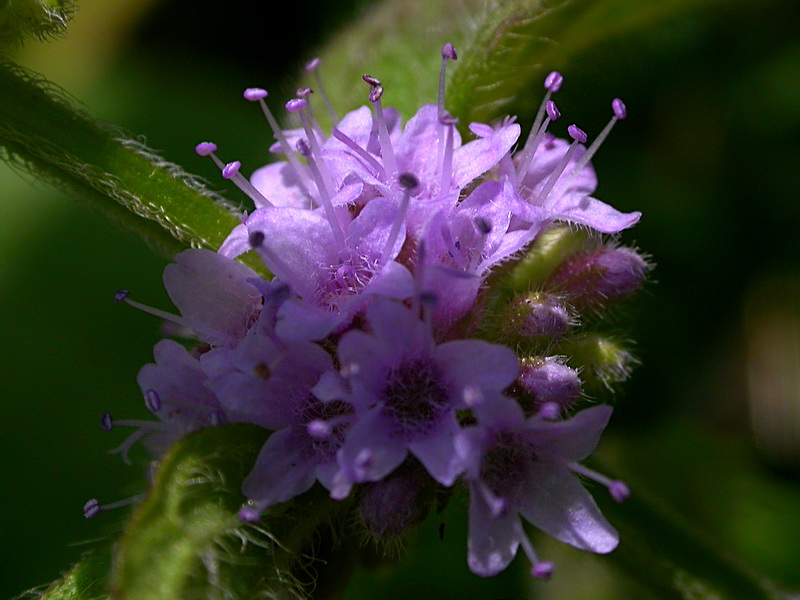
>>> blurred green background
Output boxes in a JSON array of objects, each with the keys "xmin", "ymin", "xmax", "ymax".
[{"xmin": 2, "ymin": 0, "xmax": 800, "ymax": 598}]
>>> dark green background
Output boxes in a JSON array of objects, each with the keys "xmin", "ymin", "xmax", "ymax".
[{"xmin": 2, "ymin": 0, "xmax": 800, "ymax": 598}]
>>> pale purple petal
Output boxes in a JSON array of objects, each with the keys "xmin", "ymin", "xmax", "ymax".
[
  {"xmin": 526, "ymin": 405, "xmax": 613, "ymax": 461},
  {"xmin": 275, "ymin": 298, "xmax": 344, "ymax": 342},
  {"xmin": 163, "ymin": 250, "xmax": 262, "ymax": 345},
  {"xmin": 250, "ymin": 162, "xmax": 310, "ymax": 209},
  {"xmin": 467, "ymin": 484, "xmax": 521, "ymax": 577},
  {"xmin": 363, "ymin": 261, "xmax": 414, "ymax": 299},
  {"xmin": 218, "ymin": 222, "xmax": 251, "ymax": 259},
  {"xmin": 435, "ymin": 339, "xmax": 519, "ymax": 396},
  {"xmin": 550, "ymin": 193, "xmax": 641, "ymax": 234},
  {"xmin": 407, "ymin": 417, "xmax": 464, "ymax": 486},
  {"xmin": 452, "ymin": 123, "xmax": 520, "ymax": 189},
  {"xmin": 242, "ymin": 428, "xmax": 318, "ymax": 508},
  {"xmin": 518, "ymin": 461, "xmax": 619, "ymax": 553},
  {"xmin": 337, "ymin": 409, "xmax": 408, "ymax": 483}
]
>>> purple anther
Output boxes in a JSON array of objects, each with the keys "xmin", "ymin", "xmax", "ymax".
[
  {"xmin": 532, "ymin": 561, "xmax": 555, "ymax": 580},
  {"xmin": 243, "ymin": 88, "xmax": 268, "ymax": 101},
  {"xmin": 222, "ymin": 161, "xmax": 241, "ymax": 179},
  {"xmin": 538, "ymin": 402, "xmax": 561, "ymax": 421},
  {"xmin": 462, "ymin": 386, "xmax": 483, "ymax": 406},
  {"xmin": 474, "ymin": 217, "xmax": 492, "ymax": 235},
  {"xmin": 144, "ymin": 389, "xmax": 161, "ymax": 412},
  {"xmin": 568, "ymin": 124, "xmax": 587, "ymax": 144},
  {"xmin": 398, "ymin": 172, "xmax": 419, "ymax": 190},
  {"xmin": 544, "ymin": 71, "xmax": 563, "ymax": 93},
  {"xmin": 306, "ymin": 420, "xmax": 332, "ymax": 439},
  {"xmin": 612, "ymin": 98, "xmax": 627, "ymax": 120},
  {"xmin": 83, "ymin": 498, "xmax": 100, "ymax": 519},
  {"xmin": 114, "ymin": 290, "xmax": 129, "ymax": 303},
  {"xmin": 442, "ymin": 42, "xmax": 457, "ymax": 60},
  {"xmin": 285, "ymin": 98, "xmax": 307, "ymax": 113},
  {"xmin": 609, "ymin": 480, "xmax": 631, "ymax": 503},
  {"xmin": 304, "ymin": 57, "xmax": 321, "ymax": 72},
  {"xmin": 248, "ymin": 230, "xmax": 265, "ymax": 248},
  {"xmin": 295, "ymin": 138, "xmax": 311, "ymax": 156},
  {"xmin": 194, "ymin": 142, "xmax": 217, "ymax": 156},
  {"xmin": 369, "ymin": 86, "xmax": 384, "ymax": 103},
  {"xmin": 100, "ymin": 412, "xmax": 113, "ymax": 431},
  {"xmin": 296, "ymin": 86, "xmax": 313, "ymax": 99},
  {"xmin": 545, "ymin": 100, "xmax": 561, "ymax": 121},
  {"xmin": 439, "ymin": 113, "xmax": 459, "ymax": 125},
  {"xmin": 238, "ymin": 506, "xmax": 260, "ymax": 523},
  {"xmin": 362, "ymin": 74, "xmax": 381, "ymax": 87}
]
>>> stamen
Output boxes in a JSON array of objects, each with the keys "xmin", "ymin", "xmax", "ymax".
[
  {"xmin": 539, "ymin": 124, "xmax": 587, "ymax": 209},
  {"xmin": 296, "ymin": 139, "xmax": 346, "ymax": 251},
  {"xmin": 514, "ymin": 520, "xmax": 555, "ymax": 579},
  {"xmin": 569, "ymin": 462, "xmax": 630, "ymax": 502},
  {"xmin": 116, "ymin": 290, "xmax": 190, "ymax": 330},
  {"xmin": 439, "ymin": 113, "xmax": 458, "ymax": 194},
  {"xmin": 248, "ymin": 229, "xmax": 304, "ymax": 289},
  {"xmin": 305, "ymin": 57, "xmax": 338, "ymax": 125},
  {"xmin": 379, "ymin": 171, "xmax": 418, "ymax": 265},
  {"xmin": 221, "ymin": 160, "xmax": 274, "ymax": 207},
  {"xmin": 296, "ymin": 87, "xmax": 326, "ymax": 143},
  {"xmin": 517, "ymin": 100, "xmax": 561, "ymax": 180},
  {"xmin": 331, "ymin": 128, "xmax": 386, "ymax": 178},
  {"xmin": 83, "ymin": 495, "xmax": 145, "ymax": 519},
  {"xmin": 288, "ymin": 98, "xmax": 333, "ymax": 190},
  {"xmin": 462, "ymin": 385, "xmax": 484, "ymax": 407},
  {"xmin": 518, "ymin": 71, "xmax": 563, "ymax": 172},
  {"xmin": 569, "ymin": 98, "xmax": 627, "ymax": 178},
  {"xmin": 438, "ymin": 42, "xmax": 457, "ymax": 119},
  {"xmin": 243, "ymin": 88, "xmax": 313, "ymax": 200},
  {"xmin": 363, "ymin": 77, "xmax": 398, "ymax": 180},
  {"xmin": 144, "ymin": 389, "xmax": 161, "ymax": 412},
  {"xmin": 239, "ymin": 500, "xmax": 266, "ymax": 523}
]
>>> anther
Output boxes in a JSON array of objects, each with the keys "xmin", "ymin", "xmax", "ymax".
[
  {"xmin": 532, "ymin": 561, "xmax": 556, "ymax": 580},
  {"xmin": 243, "ymin": 88, "xmax": 268, "ymax": 101},
  {"xmin": 83, "ymin": 498, "xmax": 100, "ymax": 519},
  {"xmin": 362, "ymin": 74, "xmax": 381, "ymax": 87},
  {"xmin": 442, "ymin": 42, "xmax": 457, "ymax": 60},
  {"xmin": 238, "ymin": 502, "xmax": 262, "ymax": 523},
  {"xmin": 568, "ymin": 124, "xmax": 587, "ymax": 144},
  {"xmin": 296, "ymin": 87, "xmax": 313, "ymax": 99},
  {"xmin": 114, "ymin": 290, "xmax": 129, "ymax": 303},
  {"xmin": 546, "ymin": 100, "xmax": 561, "ymax": 121},
  {"xmin": 286, "ymin": 98, "xmax": 307, "ymax": 113},
  {"xmin": 144, "ymin": 389, "xmax": 161, "ymax": 412},
  {"xmin": 544, "ymin": 71, "xmax": 563, "ymax": 93},
  {"xmin": 220, "ymin": 160, "xmax": 274, "ymax": 208},
  {"xmin": 439, "ymin": 42, "xmax": 457, "ymax": 119},
  {"xmin": 304, "ymin": 58, "xmax": 321, "ymax": 72},
  {"xmin": 248, "ymin": 230, "xmax": 265, "ymax": 248},
  {"xmin": 369, "ymin": 86, "xmax": 384, "ymax": 103},
  {"xmin": 307, "ymin": 419, "xmax": 333, "ymax": 439},
  {"xmin": 101, "ymin": 412, "xmax": 113, "ymax": 431},
  {"xmin": 612, "ymin": 98, "xmax": 627, "ymax": 120},
  {"xmin": 398, "ymin": 172, "xmax": 419, "ymax": 190},
  {"xmin": 609, "ymin": 480, "xmax": 631, "ymax": 503},
  {"xmin": 194, "ymin": 142, "xmax": 218, "ymax": 156}
]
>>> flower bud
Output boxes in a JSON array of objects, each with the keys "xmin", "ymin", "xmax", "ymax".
[
  {"xmin": 518, "ymin": 358, "xmax": 582, "ymax": 414},
  {"xmin": 1, "ymin": 0, "xmax": 74, "ymax": 46},
  {"xmin": 359, "ymin": 458, "xmax": 438, "ymax": 539},
  {"xmin": 501, "ymin": 292, "xmax": 573, "ymax": 350},
  {"xmin": 561, "ymin": 334, "xmax": 635, "ymax": 391},
  {"xmin": 546, "ymin": 245, "xmax": 650, "ymax": 312}
]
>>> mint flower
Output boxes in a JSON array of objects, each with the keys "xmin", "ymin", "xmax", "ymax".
[{"xmin": 94, "ymin": 43, "xmax": 645, "ymax": 581}]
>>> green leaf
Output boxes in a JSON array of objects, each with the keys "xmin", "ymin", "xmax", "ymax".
[
  {"xmin": 594, "ymin": 480, "xmax": 789, "ymax": 600},
  {"xmin": 39, "ymin": 544, "xmax": 112, "ymax": 600},
  {"xmin": 111, "ymin": 424, "xmax": 350, "ymax": 600},
  {"xmin": 0, "ymin": 0, "xmax": 74, "ymax": 48},
  {"xmin": 0, "ymin": 61, "xmax": 264, "ymax": 269},
  {"xmin": 448, "ymin": 0, "xmax": 732, "ymax": 127}
]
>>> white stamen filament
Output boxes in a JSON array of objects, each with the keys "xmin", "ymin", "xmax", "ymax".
[
  {"xmin": 331, "ymin": 128, "xmax": 386, "ymax": 178},
  {"xmin": 379, "ymin": 185, "xmax": 412, "ymax": 265},
  {"xmin": 312, "ymin": 69, "xmax": 338, "ymax": 126},
  {"xmin": 539, "ymin": 138, "xmax": 583, "ymax": 209},
  {"xmin": 440, "ymin": 120, "xmax": 456, "ymax": 195},
  {"xmin": 300, "ymin": 145, "xmax": 347, "ymax": 251},
  {"xmin": 373, "ymin": 97, "xmax": 398, "ymax": 180}
]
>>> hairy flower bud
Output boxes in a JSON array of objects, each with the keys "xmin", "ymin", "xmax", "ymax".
[
  {"xmin": 501, "ymin": 292, "xmax": 573, "ymax": 350},
  {"xmin": 546, "ymin": 245, "xmax": 650, "ymax": 312},
  {"xmin": 518, "ymin": 357, "xmax": 582, "ymax": 415}
]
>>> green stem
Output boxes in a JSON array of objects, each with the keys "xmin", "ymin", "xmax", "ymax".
[{"xmin": 0, "ymin": 61, "xmax": 253, "ymax": 260}]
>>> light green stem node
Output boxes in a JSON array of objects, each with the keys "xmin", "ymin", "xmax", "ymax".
[{"xmin": 0, "ymin": 0, "xmax": 75, "ymax": 47}]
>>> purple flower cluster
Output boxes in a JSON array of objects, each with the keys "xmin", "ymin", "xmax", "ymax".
[{"xmin": 92, "ymin": 45, "xmax": 647, "ymax": 579}]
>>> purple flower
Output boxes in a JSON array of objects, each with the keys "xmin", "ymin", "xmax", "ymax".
[
  {"xmin": 457, "ymin": 401, "xmax": 622, "ymax": 578},
  {"xmin": 332, "ymin": 299, "xmax": 519, "ymax": 488}
]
